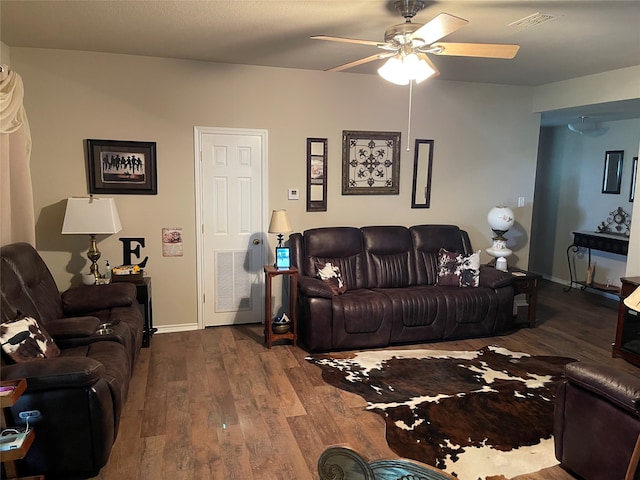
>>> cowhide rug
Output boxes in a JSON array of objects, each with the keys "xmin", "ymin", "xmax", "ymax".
[{"xmin": 306, "ymin": 345, "xmax": 575, "ymax": 480}]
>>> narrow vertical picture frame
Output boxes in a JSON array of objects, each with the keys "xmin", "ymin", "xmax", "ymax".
[
  {"xmin": 630, "ymin": 156, "xmax": 637, "ymax": 202},
  {"xmin": 602, "ymin": 150, "xmax": 623, "ymax": 194},
  {"xmin": 307, "ymin": 138, "xmax": 327, "ymax": 212}
]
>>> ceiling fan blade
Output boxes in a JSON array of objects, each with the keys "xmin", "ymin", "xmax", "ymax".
[
  {"xmin": 326, "ymin": 53, "xmax": 391, "ymax": 72},
  {"xmin": 311, "ymin": 35, "xmax": 382, "ymax": 47},
  {"xmin": 430, "ymin": 42, "xmax": 520, "ymax": 59},
  {"xmin": 411, "ymin": 13, "xmax": 469, "ymax": 45}
]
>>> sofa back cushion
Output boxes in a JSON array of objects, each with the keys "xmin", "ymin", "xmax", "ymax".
[
  {"xmin": 302, "ymin": 227, "xmax": 366, "ymax": 290},
  {"xmin": 1, "ymin": 243, "xmax": 64, "ymax": 326},
  {"xmin": 362, "ymin": 226, "xmax": 415, "ymax": 288},
  {"xmin": 410, "ymin": 225, "xmax": 472, "ymax": 285}
]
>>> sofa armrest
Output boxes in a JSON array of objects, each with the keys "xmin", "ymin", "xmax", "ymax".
[
  {"xmin": 1, "ymin": 356, "xmax": 105, "ymax": 392},
  {"xmin": 565, "ymin": 361, "xmax": 640, "ymax": 416},
  {"xmin": 46, "ymin": 316, "xmax": 101, "ymax": 339},
  {"xmin": 61, "ymin": 283, "xmax": 136, "ymax": 315},
  {"xmin": 298, "ymin": 275, "xmax": 335, "ymax": 299},
  {"xmin": 479, "ymin": 266, "xmax": 514, "ymax": 289}
]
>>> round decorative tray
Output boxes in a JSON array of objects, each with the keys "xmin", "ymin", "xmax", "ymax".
[{"xmin": 272, "ymin": 323, "xmax": 291, "ymax": 334}]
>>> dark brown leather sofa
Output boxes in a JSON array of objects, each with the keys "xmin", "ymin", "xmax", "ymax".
[
  {"xmin": 1, "ymin": 242, "xmax": 144, "ymax": 479},
  {"xmin": 289, "ymin": 225, "xmax": 516, "ymax": 352},
  {"xmin": 554, "ymin": 361, "xmax": 640, "ymax": 480}
]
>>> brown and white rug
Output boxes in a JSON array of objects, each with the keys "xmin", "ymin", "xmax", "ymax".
[{"xmin": 307, "ymin": 345, "xmax": 575, "ymax": 480}]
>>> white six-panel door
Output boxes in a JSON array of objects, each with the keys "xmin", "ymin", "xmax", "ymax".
[{"xmin": 194, "ymin": 127, "xmax": 267, "ymax": 327}]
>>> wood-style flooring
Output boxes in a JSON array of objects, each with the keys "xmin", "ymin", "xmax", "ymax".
[{"xmin": 91, "ymin": 280, "xmax": 638, "ymax": 480}]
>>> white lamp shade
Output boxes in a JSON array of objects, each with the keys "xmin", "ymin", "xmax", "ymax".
[
  {"xmin": 268, "ymin": 209, "xmax": 292, "ymax": 234},
  {"xmin": 378, "ymin": 53, "xmax": 438, "ymax": 85},
  {"xmin": 62, "ymin": 197, "xmax": 122, "ymax": 234},
  {"xmin": 487, "ymin": 206, "xmax": 515, "ymax": 232}
]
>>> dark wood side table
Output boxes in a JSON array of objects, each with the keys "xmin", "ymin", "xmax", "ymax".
[
  {"xmin": 1, "ymin": 378, "xmax": 42, "ymax": 480},
  {"xmin": 508, "ymin": 267, "xmax": 541, "ymax": 328},
  {"xmin": 263, "ymin": 265, "xmax": 298, "ymax": 348},
  {"xmin": 613, "ymin": 276, "xmax": 640, "ymax": 366},
  {"xmin": 135, "ymin": 277, "xmax": 155, "ymax": 348}
]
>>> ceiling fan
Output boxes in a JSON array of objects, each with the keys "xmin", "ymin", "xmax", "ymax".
[{"xmin": 311, "ymin": 0, "xmax": 520, "ymax": 84}]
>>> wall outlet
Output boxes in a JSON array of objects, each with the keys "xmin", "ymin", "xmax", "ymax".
[
  {"xmin": 518, "ymin": 196, "xmax": 525, "ymax": 207},
  {"xmin": 288, "ymin": 188, "xmax": 299, "ymax": 200}
]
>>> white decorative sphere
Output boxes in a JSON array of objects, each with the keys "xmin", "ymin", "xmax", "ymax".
[{"xmin": 487, "ymin": 206, "xmax": 515, "ymax": 232}]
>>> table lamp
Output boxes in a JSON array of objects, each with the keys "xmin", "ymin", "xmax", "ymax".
[
  {"xmin": 62, "ymin": 196, "xmax": 122, "ymax": 280},
  {"xmin": 268, "ymin": 209, "xmax": 292, "ymax": 269},
  {"xmin": 485, "ymin": 205, "xmax": 515, "ymax": 272}
]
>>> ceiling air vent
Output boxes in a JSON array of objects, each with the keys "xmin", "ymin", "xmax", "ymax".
[{"xmin": 509, "ymin": 12, "xmax": 559, "ymax": 28}]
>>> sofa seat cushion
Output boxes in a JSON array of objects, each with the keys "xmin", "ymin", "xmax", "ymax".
[
  {"xmin": 60, "ymin": 341, "xmax": 130, "ymax": 432},
  {"xmin": 438, "ymin": 286, "xmax": 499, "ymax": 339},
  {"xmin": 376, "ymin": 286, "xmax": 447, "ymax": 343},
  {"xmin": 331, "ymin": 289, "xmax": 393, "ymax": 349}
]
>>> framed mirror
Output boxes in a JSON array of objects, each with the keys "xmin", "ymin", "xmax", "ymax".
[
  {"xmin": 630, "ymin": 156, "xmax": 637, "ymax": 202},
  {"xmin": 602, "ymin": 150, "xmax": 624, "ymax": 194},
  {"xmin": 307, "ymin": 138, "xmax": 327, "ymax": 212},
  {"xmin": 411, "ymin": 139, "xmax": 434, "ymax": 208}
]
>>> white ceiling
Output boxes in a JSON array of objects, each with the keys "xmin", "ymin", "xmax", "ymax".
[{"xmin": 2, "ymin": 0, "xmax": 639, "ymax": 124}]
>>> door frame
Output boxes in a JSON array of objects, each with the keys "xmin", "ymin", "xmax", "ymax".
[{"xmin": 193, "ymin": 126, "xmax": 269, "ymax": 330}]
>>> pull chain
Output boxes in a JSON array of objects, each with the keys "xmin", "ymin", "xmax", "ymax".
[{"xmin": 406, "ymin": 80, "xmax": 413, "ymax": 151}]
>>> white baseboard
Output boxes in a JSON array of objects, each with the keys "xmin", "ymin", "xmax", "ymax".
[{"xmin": 154, "ymin": 323, "xmax": 199, "ymax": 334}]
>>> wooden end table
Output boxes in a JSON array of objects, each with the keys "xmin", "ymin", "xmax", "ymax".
[
  {"xmin": 613, "ymin": 276, "xmax": 640, "ymax": 366},
  {"xmin": 263, "ymin": 265, "xmax": 298, "ymax": 348},
  {"xmin": 508, "ymin": 267, "xmax": 541, "ymax": 328}
]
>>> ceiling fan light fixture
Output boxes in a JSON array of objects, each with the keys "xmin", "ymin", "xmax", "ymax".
[
  {"xmin": 568, "ymin": 116, "xmax": 600, "ymax": 135},
  {"xmin": 378, "ymin": 53, "xmax": 437, "ymax": 85}
]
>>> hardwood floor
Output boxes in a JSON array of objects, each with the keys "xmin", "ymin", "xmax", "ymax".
[{"xmin": 92, "ymin": 280, "xmax": 637, "ymax": 480}]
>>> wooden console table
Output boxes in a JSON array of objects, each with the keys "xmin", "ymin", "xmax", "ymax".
[
  {"xmin": 509, "ymin": 267, "xmax": 541, "ymax": 328},
  {"xmin": 565, "ymin": 231, "xmax": 629, "ymax": 292},
  {"xmin": 613, "ymin": 276, "xmax": 640, "ymax": 367}
]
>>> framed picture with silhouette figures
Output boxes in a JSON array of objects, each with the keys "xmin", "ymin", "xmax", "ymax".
[{"xmin": 87, "ymin": 139, "xmax": 157, "ymax": 195}]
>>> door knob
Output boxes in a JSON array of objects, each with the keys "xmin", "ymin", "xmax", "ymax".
[{"xmin": 253, "ymin": 239, "xmax": 262, "ymax": 245}]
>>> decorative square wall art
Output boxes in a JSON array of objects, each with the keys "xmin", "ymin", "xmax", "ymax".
[
  {"xmin": 342, "ymin": 130, "xmax": 401, "ymax": 195},
  {"xmin": 87, "ymin": 139, "xmax": 157, "ymax": 194}
]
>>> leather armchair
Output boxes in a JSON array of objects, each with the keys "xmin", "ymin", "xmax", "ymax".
[
  {"xmin": 1, "ymin": 242, "xmax": 144, "ymax": 478},
  {"xmin": 554, "ymin": 361, "xmax": 640, "ymax": 480}
]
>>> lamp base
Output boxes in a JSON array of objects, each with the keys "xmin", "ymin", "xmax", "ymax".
[
  {"xmin": 495, "ymin": 257, "xmax": 508, "ymax": 272},
  {"xmin": 87, "ymin": 235, "xmax": 102, "ymax": 280}
]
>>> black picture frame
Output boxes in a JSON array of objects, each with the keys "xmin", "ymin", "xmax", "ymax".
[
  {"xmin": 411, "ymin": 139, "xmax": 434, "ymax": 208},
  {"xmin": 342, "ymin": 130, "xmax": 401, "ymax": 195},
  {"xmin": 87, "ymin": 139, "xmax": 157, "ymax": 195},
  {"xmin": 630, "ymin": 156, "xmax": 638, "ymax": 203},
  {"xmin": 307, "ymin": 138, "xmax": 328, "ymax": 212},
  {"xmin": 602, "ymin": 150, "xmax": 623, "ymax": 194}
]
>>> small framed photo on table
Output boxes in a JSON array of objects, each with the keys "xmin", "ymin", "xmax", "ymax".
[{"xmin": 275, "ymin": 247, "xmax": 290, "ymax": 270}]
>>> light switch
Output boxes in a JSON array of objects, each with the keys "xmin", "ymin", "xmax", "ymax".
[{"xmin": 288, "ymin": 188, "xmax": 300, "ymax": 200}]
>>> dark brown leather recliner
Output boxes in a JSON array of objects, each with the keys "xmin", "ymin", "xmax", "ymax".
[
  {"xmin": 290, "ymin": 225, "xmax": 515, "ymax": 352},
  {"xmin": 1, "ymin": 242, "xmax": 144, "ymax": 479},
  {"xmin": 554, "ymin": 361, "xmax": 640, "ymax": 480}
]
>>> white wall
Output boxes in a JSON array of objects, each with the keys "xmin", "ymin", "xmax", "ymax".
[
  {"xmin": 532, "ymin": 66, "xmax": 640, "ymax": 112},
  {"xmin": 531, "ymin": 119, "xmax": 640, "ymax": 287},
  {"xmin": 531, "ymin": 65, "xmax": 640, "ymax": 279},
  {"xmin": 1, "ymin": 41, "xmax": 10, "ymax": 65},
  {"xmin": 9, "ymin": 47, "xmax": 542, "ymax": 331}
]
